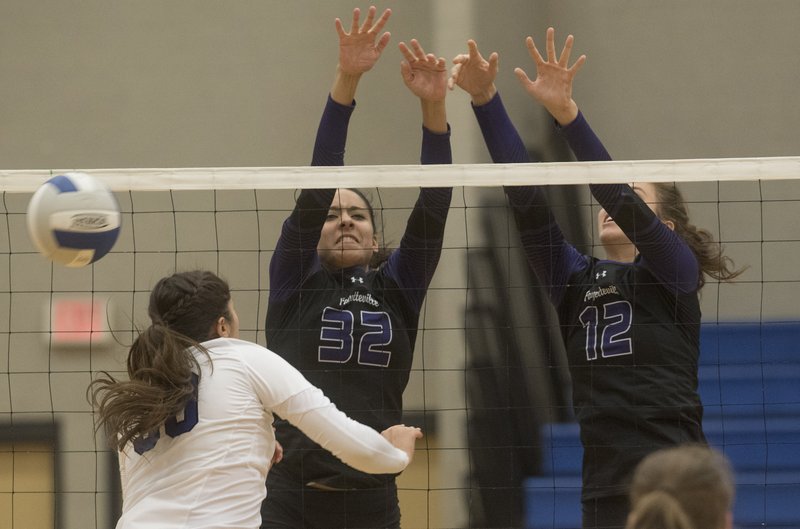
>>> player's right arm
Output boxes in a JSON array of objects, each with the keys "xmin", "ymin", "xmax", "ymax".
[
  {"xmin": 275, "ymin": 387, "xmax": 421, "ymax": 473},
  {"xmin": 329, "ymin": 6, "xmax": 391, "ymax": 107},
  {"xmin": 269, "ymin": 190, "xmax": 332, "ymax": 303},
  {"xmin": 270, "ymin": 8, "xmax": 391, "ymax": 302},
  {"xmin": 450, "ymin": 38, "xmax": 581, "ymax": 305},
  {"xmin": 516, "ymin": 28, "xmax": 699, "ymax": 294},
  {"xmin": 311, "ymin": 6, "xmax": 390, "ymax": 166},
  {"xmin": 246, "ymin": 342, "xmax": 420, "ymax": 473},
  {"xmin": 452, "ymin": 39, "xmax": 531, "ymax": 164},
  {"xmin": 381, "ymin": 38, "xmax": 453, "ymax": 309}
]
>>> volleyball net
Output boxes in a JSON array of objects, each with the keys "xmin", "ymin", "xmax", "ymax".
[{"xmin": 2, "ymin": 157, "xmax": 800, "ymax": 529}]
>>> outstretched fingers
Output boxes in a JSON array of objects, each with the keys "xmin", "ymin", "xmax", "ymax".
[
  {"xmin": 558, "ymin": 34, "xmax": 574, "ymax": 67},
  {"xmin": 400, "ymin": 39, "xmax": 440, "ymax": 66},
  {"xmin": 409, "ymin": 39, "xmax": 428, "ymax": 61},
  {"xmin": 556, "ymin": 31, "xmax": 586, "ymax": 75},
  {"xmin": 524, "ymin": 35, "xmax": 545, "ymax": 66},
  {"xmin": 514, "ymin": 66, "xmax": 533, "ymax": 87},
  {"xmin": 337, "ymin": 6, "xmax": 390, "ymax": 40},
  {"xmin": 398, "ymin": 40, "xmax": 417, "ymax": 65},
  {"xmin": 569, "ymin": 53, "xmax": 587, "ymax": 75},
  {"xmin": 348, "ymin": 7, "xmax": 362, "ymax": 34},
  {"xmin": 487, "ymin": 51, "xmax": 499, "ymax": 71},
  {"xmin": 368, "ymin": 7, "xmax": 391, "ymax": 36},
  {"xmin": 360, "ymin": 5, "xmax": 376, "ymax": 33},
  {"xmin": 558, "ymin": 33, "xmax": 585, "ymax": 73},
  {"xmin": 545, "ymin": 27, "xmax": 556, "ymax": 62},
  {"xmin": 468, "ymin": 39, "xmax": 499, "ymax": 69},
  {"xmin": 528, "ymin": 29, "xmax": 586, "ymax": 72},
  {"xmin": 467, "ymin": 39, "xmax": 482, "ymax": 61},
  {"xmin": 334, "ymin": 17, "xmax": 346, "ymax": 39},
  {"xmin": 377, "ymin": 32, "xmax": 391, "ymax": 54},
  {"xmin": 334, "ymin": 6, "xmax": 362, "ymax": 39}
]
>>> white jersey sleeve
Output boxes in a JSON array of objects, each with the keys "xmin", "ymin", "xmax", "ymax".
[
  {"xmin": 274, "ymin": 386, "xmax": 410, "ymax": 474},
  {"xmin": 233, "ymin": 338, "xmax": 410, "ymax": 474}
]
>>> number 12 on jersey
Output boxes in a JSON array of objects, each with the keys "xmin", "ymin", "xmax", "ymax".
[{"xmin": 579, "ymin": 300, "xmax": 633, "ymax": 361}]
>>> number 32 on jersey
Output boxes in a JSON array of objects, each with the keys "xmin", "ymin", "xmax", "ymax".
[{"xmin": 318, "ymin": 307, "xmax": 393, "ymax": 367}]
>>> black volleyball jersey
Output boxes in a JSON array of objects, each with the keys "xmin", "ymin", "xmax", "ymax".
[
  {"xmin": 558, "ymin": 257, "xmax": 705, "ymax": 499},
  {"xmin": 266, "ymin": 264, "xmax": 417, "ymax": 488},
  {"xmin": 265, "ymin": 96, "xmax": 452, "ymax": 490},
  {"xmin": 266, "ymin": 187, "xmax": 450, "ymax": 489},
  {"xmin": 268, "ymin": 264, "xmax": 417, "ymax": 422},
  {"xmin": 474, "ymin": 96, "xmax": 707, "ymax": 500}
]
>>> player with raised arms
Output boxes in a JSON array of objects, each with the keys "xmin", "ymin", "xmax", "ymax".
[
  {"xmin": 89, "ymin": 270, "xmax": 422, "ymax": 528},
  {"xmin": 261, "ymin": 6, "xmax": 452, "ymax": 528},
  {"xmin": 450, "ymin": 28, "xmax": 741, "ymax": 529}
]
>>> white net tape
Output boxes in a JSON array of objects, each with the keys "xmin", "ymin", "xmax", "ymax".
[{"xmin": 3, "ymin": 156, "xmax": 800, "ymax": 192}]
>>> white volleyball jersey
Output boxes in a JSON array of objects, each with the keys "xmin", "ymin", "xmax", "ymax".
[{"xmin": 116, "ymin": 337, "xmax": 409, "ymax": 529}]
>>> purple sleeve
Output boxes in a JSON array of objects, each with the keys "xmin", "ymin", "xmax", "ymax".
[
  {"xmin": 559, "ymin": 112, "xmax": 699, "ymax": 293},
  {"xmin": 383, "ymin": 187, "xmax": 452, "ymax": 310},
  {"xmin": 557, "ymin": 111, "xmax": 611, "ymax": 162},
  {"xmin": 504, "ymin": 186, "xmax": 586, "ymax": 306},
  {"xmin": 471, "ymin": 93, "xmax": 532, "ymax": 164},
  {"xmin": 311, "ymin": 95, "xmax": 355, "ymax": 166},
  {"xmin": 590, "ymin": 184, "xmax": 700, "ymax": 293},
  {"xmin": 384, "ymin": 126, "xmax": 452, "ymax": 310},
  {"xmin": 269, "ymin": 189, "xmax": 334, "ymax": 303},
  {"xmin": 269, "ymin": 96, "xmax": 354, "ymax": 302},
  {"xmin": 470, "ymin": 92, "xmax": 584, "ymax": 304},
  {"xmin": 420, "ymin": 124, "xmax": 452, "ymax": 165}
]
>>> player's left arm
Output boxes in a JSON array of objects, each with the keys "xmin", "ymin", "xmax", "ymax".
[
  {"xmin": 593, "ymin": 184, "xmax": 700, "ymax": 293},
  {"xmin": 385, "ymin": 40, "xmax": 453, "ymax": 308},
  {"xmin": 453, "ymin": 39, "xmax": 531, "ymax": 164},
  {"xmin": 269, "ymin": 189, "xmax": 334, "ymax": 303},
  {"xmin": 559, "ymin": 109, "xmax": 700, "ymax": 293},
  {"xmin": 384, "ymin": 132, "xmax": 452, "ymax": 309},
  {"xmin": 386, "ymin": 185, "xmax": 452, "ymax": 305},
  {"xmin": 244, "ymin": 344, "xmax": 412, "ymax": 474}
]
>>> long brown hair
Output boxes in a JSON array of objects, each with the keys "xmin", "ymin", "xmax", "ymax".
[
  {"xmin": 653, "ymin": 183, "xmax": 744, "ymax": 288},
  {"xmin": 627, "ymin": 444, "xmax": 734, "ymax": 529},
  {"xmin": 89, "ymin": 271, "xmax": 232, "ymax": 451}
]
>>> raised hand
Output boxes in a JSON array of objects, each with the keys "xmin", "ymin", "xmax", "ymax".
[
  {"xmin": 398, "ymin": 39, "xmax": 448, "ymax": 103},
  {"xmin": 335, "ymin": 6, "xmax": 392, "ymax": 76},
  {"xmin": 449, "ymin": 39, "xmax": 499, "ymax": 106},
  {"xmin": 514, "ymin": 27, "xmax": 586, "ymax": 125}
]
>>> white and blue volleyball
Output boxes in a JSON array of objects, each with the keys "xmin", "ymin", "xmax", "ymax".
[{"xmin": 26, "ymin": 172, "xmax": 121, "ymax": 267}]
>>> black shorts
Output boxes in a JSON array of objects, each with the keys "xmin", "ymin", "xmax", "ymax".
[{"xmin": 260, "ymin": 471, "xmax": 400, "ymax": 529}]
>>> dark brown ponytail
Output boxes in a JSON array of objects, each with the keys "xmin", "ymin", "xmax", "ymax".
[
  {"xmin": 89, "ymin": 271, "xmax": 232, "ymax": 451},
  {"xmin": 653, "ymin": 183, "xmax": 745, "ymax": 289}
]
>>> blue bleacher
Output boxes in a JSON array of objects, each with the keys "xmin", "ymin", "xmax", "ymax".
[
  {"xmin": 524, "ymin": 322, "xmax": 800, "ymax": 529},
  {"xmin": 525, "ymin": 423, "xmax": 582, "ymax": 529}
]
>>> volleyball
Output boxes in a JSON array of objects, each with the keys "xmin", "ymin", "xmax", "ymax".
[{"xmin": 26, "ymin": 172, "xmax": 122, "ymax": 267}]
